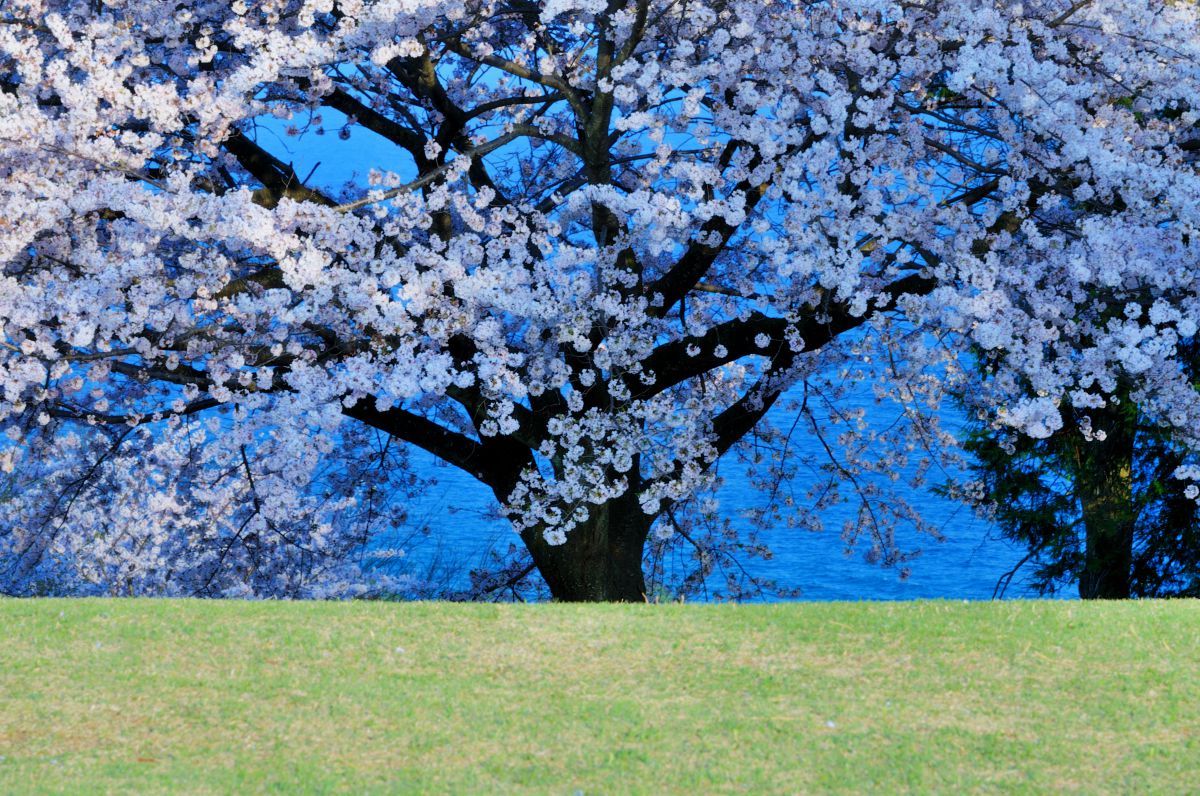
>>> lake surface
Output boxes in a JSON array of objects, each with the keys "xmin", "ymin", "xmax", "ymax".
[{"xmin": 387, "ymin": 391, "xmax": 1059, "ymax": 601}]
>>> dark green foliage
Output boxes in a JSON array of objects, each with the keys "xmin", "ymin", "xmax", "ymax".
[{"xmin": 959, "ymin": 383, "xmax": 1200, "ymax": 599}]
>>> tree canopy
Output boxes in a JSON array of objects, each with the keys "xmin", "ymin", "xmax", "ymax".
[{"xmin": 3, "ymin": 0, "xmax": 1200, "ymax": 600}]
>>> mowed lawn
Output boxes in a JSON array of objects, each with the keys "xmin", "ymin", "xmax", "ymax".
[{"xmin": 1, "ymin": 600, "xmax": 1197, "ymax": 794}]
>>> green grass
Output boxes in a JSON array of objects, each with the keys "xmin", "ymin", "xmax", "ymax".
[{"xmin": 1, "ymin": 600, "xmax": 1197, "ymax": 795}]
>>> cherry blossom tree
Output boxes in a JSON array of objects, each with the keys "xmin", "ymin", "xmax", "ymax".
[{"xmin": 4, "ymin": 0, "xmax": 1200, "ymax": 600}]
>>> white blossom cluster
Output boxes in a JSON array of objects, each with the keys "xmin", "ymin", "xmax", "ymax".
[{"xmin": 0, "ymin": 405, "xmax": 422, "ymax": 597}]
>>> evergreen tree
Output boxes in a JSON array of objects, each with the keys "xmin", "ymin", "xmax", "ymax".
[{"xmin": 959, "ymin": 349, "xmax": 1200, "ymax": 599}]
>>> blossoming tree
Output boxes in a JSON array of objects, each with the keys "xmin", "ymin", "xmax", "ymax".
[{"xmin": 4, "ymin": 0, "xmax": 1200, "ymax": 600}]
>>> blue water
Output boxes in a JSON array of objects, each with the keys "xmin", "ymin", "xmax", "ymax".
[{"xmin": 385, "ymin": 392, "xmax": 1053, "ymax": 601}]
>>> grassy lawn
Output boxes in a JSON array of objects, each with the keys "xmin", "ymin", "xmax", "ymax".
[{"xmin": 0, "ymin": 600, "xmax": 1197, "ymax": 794}]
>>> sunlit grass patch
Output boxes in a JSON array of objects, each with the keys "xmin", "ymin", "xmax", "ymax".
[{"xmin": 1, "ymin": 599, "xmax": 1197, "ymax": 794}]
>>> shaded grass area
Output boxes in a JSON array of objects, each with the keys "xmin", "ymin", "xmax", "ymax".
[{"xmin": 1, "ymin": 600, "xmax": 1197, "ymax": 794}]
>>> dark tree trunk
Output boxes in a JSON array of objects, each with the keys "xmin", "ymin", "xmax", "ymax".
[
  {"xmin": 520, "ymin": 488, "xmax": 653, "ymax": 602},
  {"xmin": 1076, "ymin": 410, "xmax": 1136, "ymax": 600}
]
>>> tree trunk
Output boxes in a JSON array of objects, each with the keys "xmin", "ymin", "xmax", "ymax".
[
  {"xmin": 1076, "ymin": 411, "xmax": 1136, "ymax": 600},
  {"xmin": 521, "ymin": 488, "xmax": 652, "ymax": 602}
]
